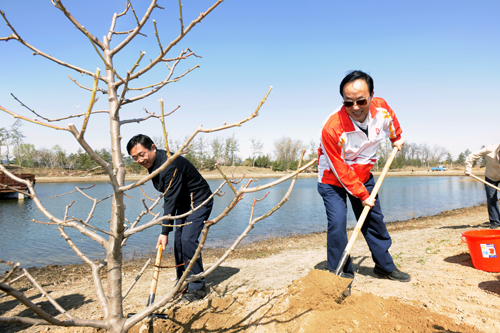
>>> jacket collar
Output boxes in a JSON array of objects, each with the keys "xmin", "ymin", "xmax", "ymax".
[{"xmin": 338, "ymin": 104, "xmax": 378, "ymax": 133}]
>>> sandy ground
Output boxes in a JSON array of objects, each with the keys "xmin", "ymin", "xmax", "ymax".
[{"xmin": 1, "ymin": 202, "xmax": 499, "ymax": 332}]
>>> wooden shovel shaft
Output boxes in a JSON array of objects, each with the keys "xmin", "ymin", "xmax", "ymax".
[
  {"xmin": 469, "ymin": 174, "xmax": 500, "ymax": 192},
  {"xmin": 334, "ymin": 146, "xmax": 399, "ymax": 275},
  {"xmin": 146, "ymin": 244, "xmax": 163, "ymax": 306}
]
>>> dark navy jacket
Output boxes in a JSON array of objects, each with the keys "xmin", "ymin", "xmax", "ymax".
[{"xmin": 148, "ymin": 150, "xmax": 212, "ymax": 235}]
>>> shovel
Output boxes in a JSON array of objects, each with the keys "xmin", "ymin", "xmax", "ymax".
[
  {"xmin": 469, "ymin": 173, "xmax": 500, "ymax": 192},
  {"xmin": 127, "ymin": 244, "xmax": 169, "ymax": 320},
  {"xmin": 334, "ymin": 146, "xmax": 399, "ymax": 299}
]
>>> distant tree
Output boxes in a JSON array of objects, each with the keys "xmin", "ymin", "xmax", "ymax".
[
  {"xmin": 254, "ymin": 155, "xmax": 271, "ymax": 168},
  {"xmin": 274, "ymin": 136, "xmax": 303, "ymax": 170},
  {"xmin": 73, "ymin": 148, "xmax": 96, "ymax": 170},
  {"xmin": 14, "ymin": 143, "xmax": 36, "ymax": 167},
  {"xmin": 0, "ymin": 127, "xmax": 10, "ymax": 162},
  {"xmin": 375, "ymin": 138, "xmax": 391, "ymax": 171},
  {"xmin": 250, "ymin": 137, "xmax": 263, "ymax": 168},
  {"xmin": 52, "ymin": 145, "xmax": 67, "ymax": 168},
  {"xmin": 445, "ymin": 153, "xmax": 453, "ymax": 164},
  {"xmin": 420, "ymin": 143, "xmax": 431, "ymax": 168},
  {"xmin": 430, "ymin": 144, "xmax": 448, "ymax": 165},
  {"xmin": 455, "ymin": 152, "xmax": 466, "ymax": 166},
  {"xmin": 194, "ymin": 136, "xmax": 209, "ymax": 169},
  {"xmin": 480, "ymin": 145, "xmax": 487, "ymax": 167},
  {"xmin": 10, "ymin": 119, "xmax": 25, "ymax": 165},
  {"xmin": 224, "ymin": 134, "xmax": 239, "ymax": 166},
  {"xmin": 308, "ymin": 140, "xmax": 318, "ymax": 161},
  {"xmin": 210, "ymin": 136, "xmax": 225, "ymax": 165}
]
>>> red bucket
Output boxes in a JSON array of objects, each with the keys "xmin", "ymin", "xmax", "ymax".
[{"xmin": 461, "ymin": 230, "xmax": 500, "ymax": 272}]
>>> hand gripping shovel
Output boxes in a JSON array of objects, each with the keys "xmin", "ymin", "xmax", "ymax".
[
  {"xmin": 127, "ymin": 244, "xmax": 169, "ymax": 320},
  {"xmin": 334, "ymin": 147, "xmax": 399, "ymax": 300},
  {"xmin": 469, "ymin": 173, "xmax": 500, "ymax": 192}
]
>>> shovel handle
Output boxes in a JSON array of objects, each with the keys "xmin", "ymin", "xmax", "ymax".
[
  {"xmin": 469, "ymin": 174, "xmax": 500, "ymax": 192},
  {"xmin": 146, "ymin": 244, "xmax": 163, "ymax": 306},
  {"xmin": 335, "ymin": 146, "xmax": 399, "ymax": 275}
]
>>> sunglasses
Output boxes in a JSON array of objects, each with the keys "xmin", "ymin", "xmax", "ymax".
[{"xmin": 343, "ymin": 99, "xmax": 368, "ymax": 107}]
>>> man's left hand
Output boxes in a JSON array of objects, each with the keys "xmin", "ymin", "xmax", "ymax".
[{"xmin": 392, "ymin": 138, "xmax": 405, "ymax": 151}]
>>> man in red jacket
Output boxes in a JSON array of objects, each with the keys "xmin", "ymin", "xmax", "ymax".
[{"xmin": 317, "ymin": 70, "xmax": 410, "ymax": 282}]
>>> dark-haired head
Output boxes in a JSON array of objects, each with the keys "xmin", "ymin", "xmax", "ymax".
[
  {"xmin": 127, "ymin": 134, "xmax": 155, "ymax": 155},
  {"xmin": 339, "ymin": 70, "xmax": 374, "ymax": 98}
]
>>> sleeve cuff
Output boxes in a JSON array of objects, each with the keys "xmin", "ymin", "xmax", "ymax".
[{"xmin": 358, "ymin": 191, "xmax": 370, "ymax": 201}]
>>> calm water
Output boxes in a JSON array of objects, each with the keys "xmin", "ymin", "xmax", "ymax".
[{"xmin": 0, "ymin": 176, "xmax": 486, "ymax": 270}]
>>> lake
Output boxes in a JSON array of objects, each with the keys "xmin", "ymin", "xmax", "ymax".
[{"xmin": 0, "ymin": 176, "xmax": 487, "ymax": 270}]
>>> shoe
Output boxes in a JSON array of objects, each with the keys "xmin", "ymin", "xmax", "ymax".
[
  {"xmin": 490, "ymin": 223, "xmax": 500, "ymax": 229},
  {"xmin": 373, "ymin": 266, "xmax": 411, "ymax": 282},
  {"xmin": 181, "ymin": 288, "xmax": 207, "ymax": 303}
]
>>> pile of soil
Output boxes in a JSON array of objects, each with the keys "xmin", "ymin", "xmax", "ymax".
[
  {"xmin": 144, "ymin": 269, "xmax": 480, "ymax": 333},
  {"xmin": 1, "ymin": 203, "xmax": 499, "ymax": 332}
]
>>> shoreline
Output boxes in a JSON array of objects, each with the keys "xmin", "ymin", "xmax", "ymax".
[
  {"xmin": 10, "ymin": 202, "xmax": 489, "ymax": 271},
  {"xmin": 33, "ymin": 169, "xmax": 484, "ymax": 183}
]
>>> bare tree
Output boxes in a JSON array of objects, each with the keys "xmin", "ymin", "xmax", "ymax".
[
  {"xmin": 0, "ymin": 127, "xmax": 8, "ymax": 162},
  {"xmin": 210, "ymin": 136, "xmax": 225, "ymax": 165},
  {"xmin": 430, "ymin": 144, "xmax": 448, "ymax": 164},
  {"xmin": 0, "ymin": 2, "xmax": 315, "ymax": 332},
  {"xmin": 223, "ymin": 134, "xmax": 239, "ymax": 166},
  {"xmin": 250, "ymin": 137, "xmax": 263, "ymax": 168},
  {"xmin": 274, "ymin": 136, "xmax": 304, "ymax": 169},
  {"xmin": 419, "ymin": 143, "xmax": 431, "ymax": 168}
]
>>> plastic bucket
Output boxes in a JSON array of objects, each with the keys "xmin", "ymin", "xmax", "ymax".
[{"xmin": 461, "ymin": 230, "xmax": 500, "ymax": 272}]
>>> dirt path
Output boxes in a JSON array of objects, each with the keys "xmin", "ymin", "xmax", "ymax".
[{"xmin": 1, "ymin": 204, "xmax": 499, "ymax": 332}]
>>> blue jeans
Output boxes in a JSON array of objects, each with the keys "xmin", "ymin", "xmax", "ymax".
[
  {"xmin": 318, "ymin": 175, "xmax": 395, "ymax": 276},
  {"xmin": 485, "ymin": 177, "xmax": 500, "ymax": 226},
  {"xmin": 174, "ymin": 199, "xmax": 213, "ymax": 290}
]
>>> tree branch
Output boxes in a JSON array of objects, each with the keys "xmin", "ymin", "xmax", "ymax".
[
  {"xmin": 120, "ymin": 87, "xmax": 272, "ymax": 192},
  {"xmin": 0, "ymin": 104, "xmax": 69, "ymax": 131},
  {"xmin": 122, "ymin": 0, "xmax": 225, "ymax": 85},
  {"xmin": 79, "ymin": 68, "xmax": 101, "ymax": 139},
  {"xmin": 23, "ymin": 268, "xmax": 73, "ymax": 320},
  {"xmin": 57, "ymin": 227, "xmax": 108, "ymax": 316},
  {"xmin": 51, "ymin": 0, "xmax": 105, "ymax": 50},
  {"xmin": 0, "ymin": 10, "xmax": 100, "ymax": 79},
  {"xmin": 110, "ymin": 0, "xmax": 158, "ymax": 56},
  {"xmin": 122, "ymin": 258, "xmax": 151, "ymax": 299}
]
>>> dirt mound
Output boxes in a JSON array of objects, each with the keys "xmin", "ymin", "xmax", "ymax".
[{"xmin": 130, "ymin": 270, "xmax": 480, "ymax": 333}]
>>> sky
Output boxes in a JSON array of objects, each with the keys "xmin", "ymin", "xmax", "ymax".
[{"xmin": 0, "ymin": 0, "xmax": 499, "ymax": 161}]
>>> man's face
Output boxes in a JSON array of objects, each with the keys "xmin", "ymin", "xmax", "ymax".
[
  {"xmin": 342, "ymin": 79, "xmax": 373, "ymax": 122},
  {"xmin": 130, "ymin": 143, "xmax": 156, "ymax": 169}
]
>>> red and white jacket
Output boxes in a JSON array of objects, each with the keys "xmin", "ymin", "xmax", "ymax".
[{"xmin": 318, "ymin": 97, "xmax": 402, "ymax": 201}]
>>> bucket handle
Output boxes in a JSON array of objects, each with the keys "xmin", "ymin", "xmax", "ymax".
[{"xmin": 460, "ymin": 234, "xmax": 467, "ymax": 243}]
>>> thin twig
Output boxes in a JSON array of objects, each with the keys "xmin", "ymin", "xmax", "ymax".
[
  {"xmin": 23, "ymin": 268, "xmax": 73, "ymax": 319},
  {"xmin": 123, "ymin": 258, "xmax": 151, "ymax": 299}
]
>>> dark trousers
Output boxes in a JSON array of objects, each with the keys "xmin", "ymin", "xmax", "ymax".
[
  {"xmin": 174, "ymin": 199, "xmax": 213, "ymax": 290},
  {"xmin": 485, "ymin": 177, "xmax": 500, "ymax": 225},
  {"xmin": 318, "ymin": 175, "xmax": 395, "ymax": 276}
]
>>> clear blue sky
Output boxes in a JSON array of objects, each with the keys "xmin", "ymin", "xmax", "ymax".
[{"xmin": 1, "ymin": 0, "xmax": 499, "ymax": 161}]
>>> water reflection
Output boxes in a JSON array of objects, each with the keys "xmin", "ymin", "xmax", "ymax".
[{"xmin": 0, "ymin": 176, "xmax": 486, "ymax": 269}]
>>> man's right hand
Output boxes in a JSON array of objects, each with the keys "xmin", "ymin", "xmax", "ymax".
[
  {"xmin": 362, "ymin": 197, "xmax": 375, "ymax": 208},
  {"xmin": 464, "ymin": 169, "xmax": 471, "ymax": 176},
  {"xmin": 157, "ymin": 234, "xmax": 168, "ymax": 250}
]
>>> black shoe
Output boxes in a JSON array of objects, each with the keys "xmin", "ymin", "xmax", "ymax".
[
  {"xmin": 374, "ymin": 266, "xmax": 411, "ymax": 282},
  {"xmin": 490, "ymin": 223, "xmax": 500, "ymax": 229},
  {"xmin": 181, "ymin": 288, "xmax": 207, "ymax": 303}
]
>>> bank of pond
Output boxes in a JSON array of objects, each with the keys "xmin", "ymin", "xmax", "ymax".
[{"xmin": 0, "ymin": 176, "xmax": 487, "ymax": 270}]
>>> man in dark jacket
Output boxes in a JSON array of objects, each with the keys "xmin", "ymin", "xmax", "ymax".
[{"xmin": 127, "ymin": 134, "xmax": 213, "ymax": 301}]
